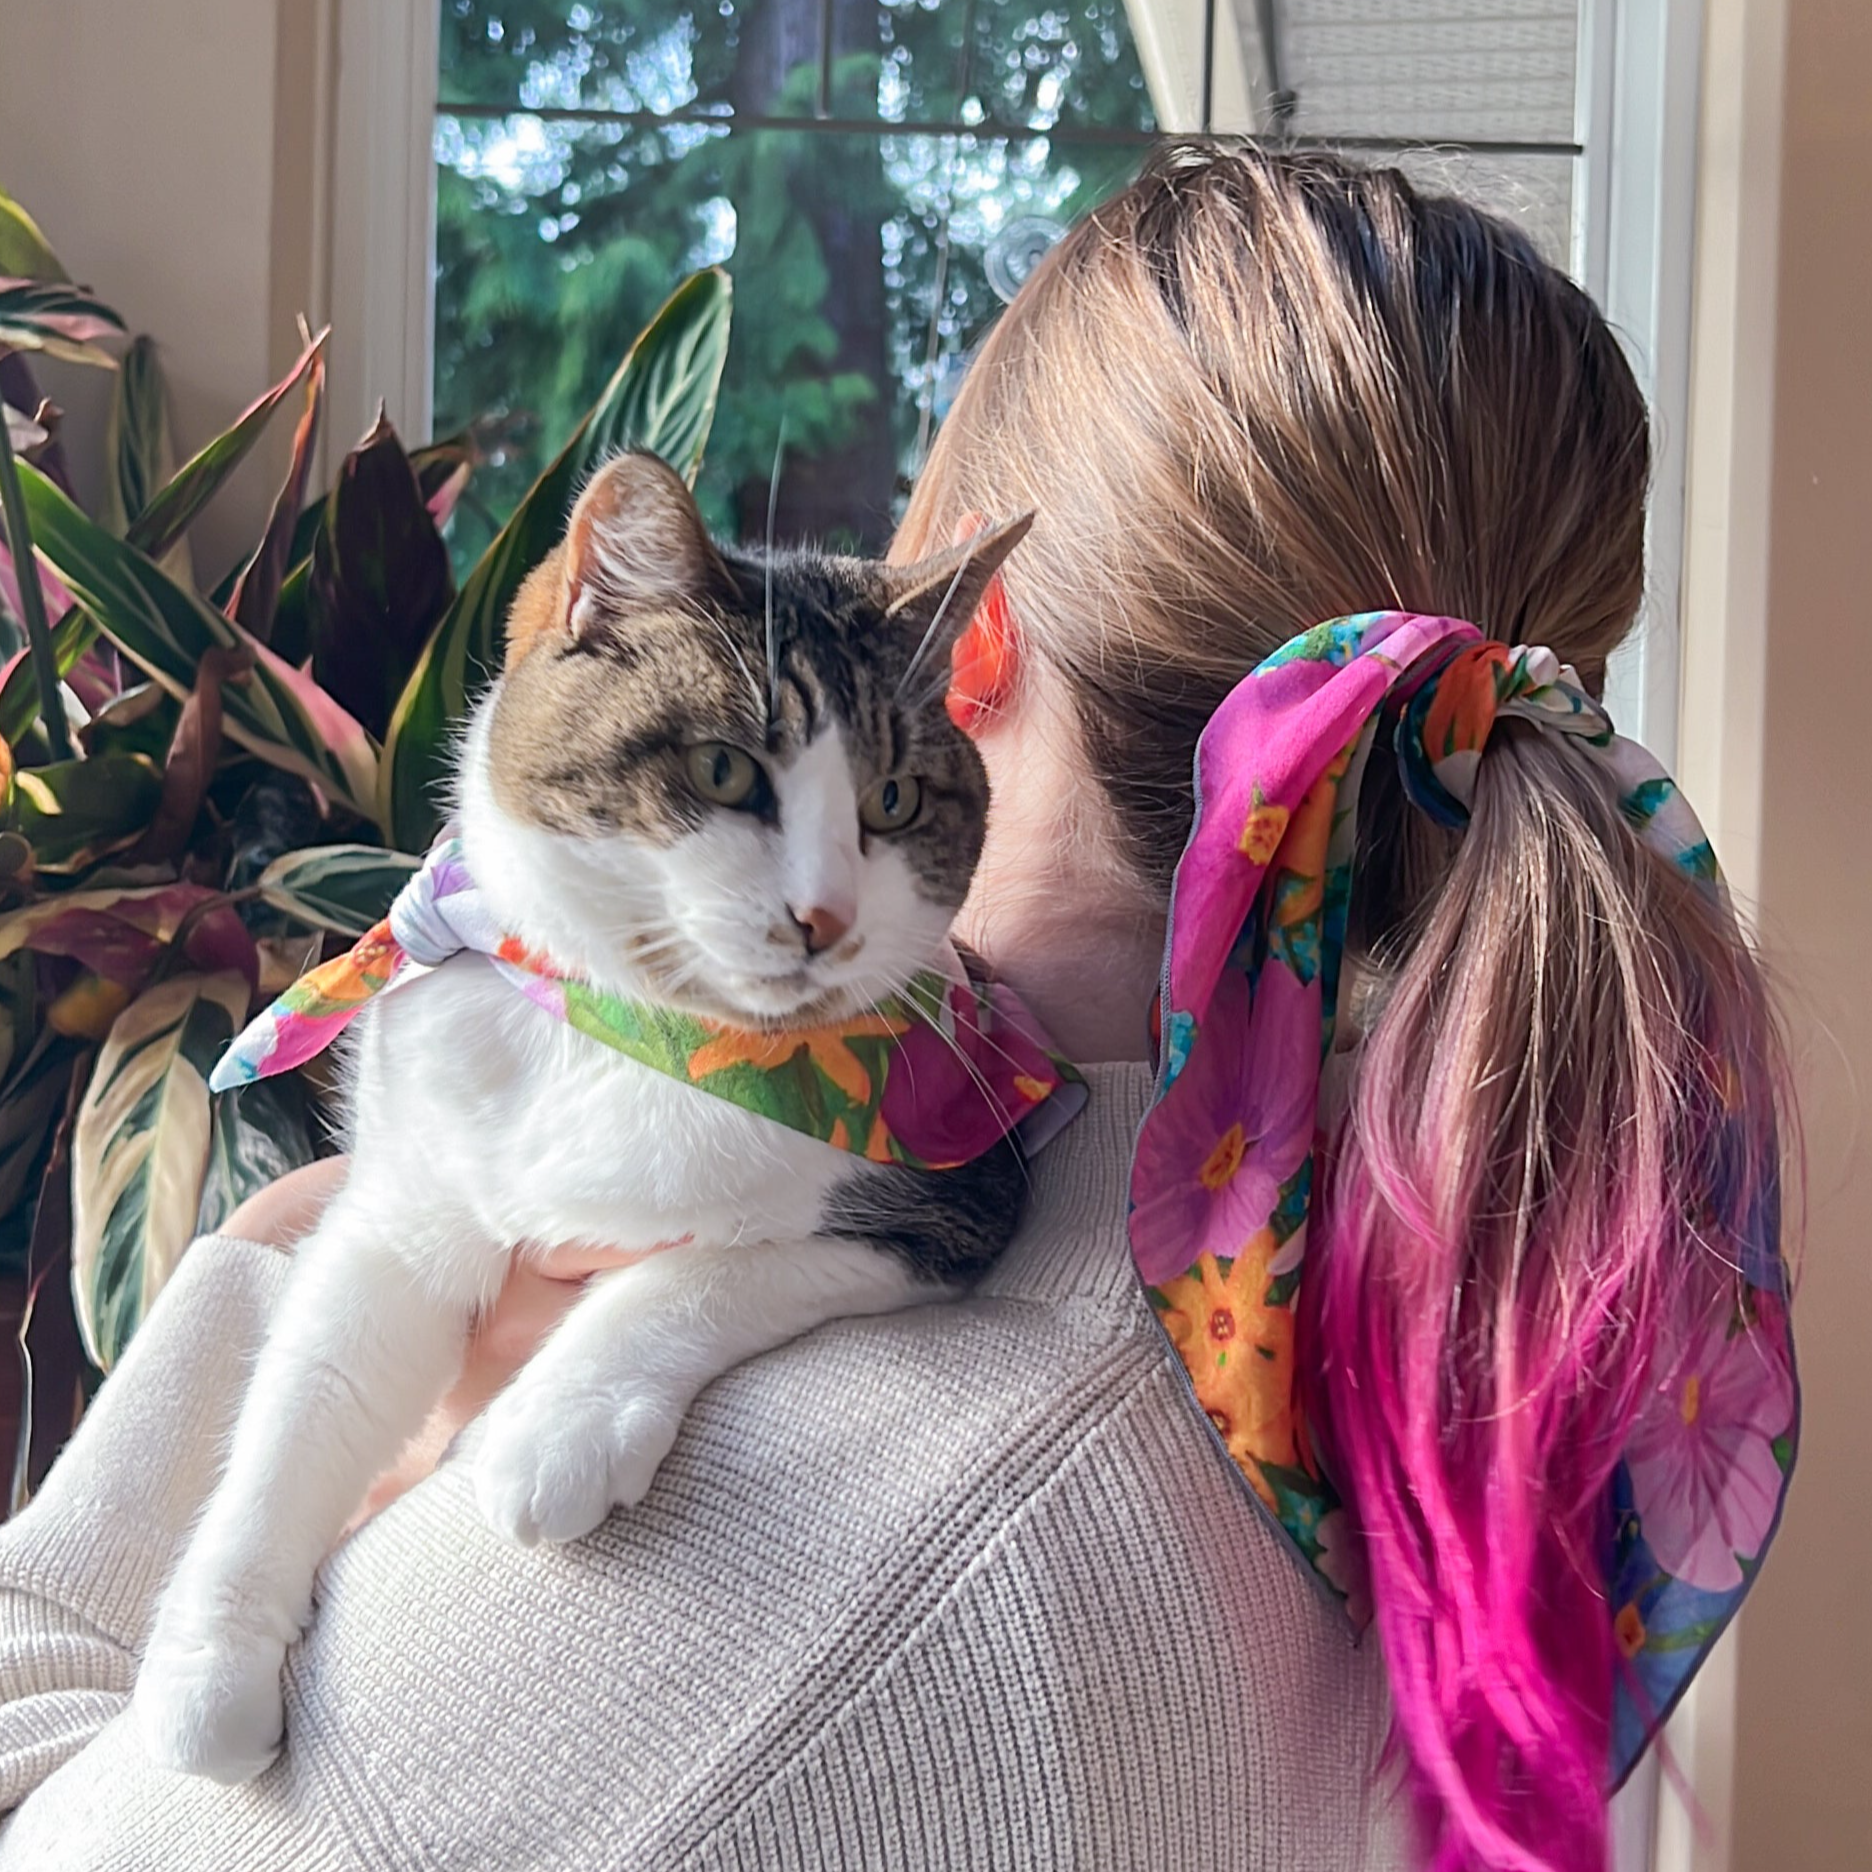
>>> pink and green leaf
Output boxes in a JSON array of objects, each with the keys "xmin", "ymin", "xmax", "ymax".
[
  {"xmin": 0, "ymin": 277, "xmax": 124, "ymax": 368},
  {"xmin": 15, "ymin": 465, "xmax": 379, "ymax": 820},
  {"xmin": 0, "ymin": 880, "xmax": 257, "ymax": 987},
  {"xmin": 227, "ymin": 344, "xmax": 326, "ymax": 641},
  {"xmin": 0, "ymin": 330, "xmax": 329, "ymax": 747},
  {"xmin": 306, "ymin": 409, "xmax": 454, "ymax": 739}
]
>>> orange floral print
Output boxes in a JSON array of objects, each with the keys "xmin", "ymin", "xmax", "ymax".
[
  {"xmin": 687, "ymin": 1011, "xmax": 908, "ymax": 1107},
  {"xmin": 1614, "ymin": 1604, "xmax": 1647, "ymax": 1660},
  {"xmin": 1417, "ymin": 641, "xmax": 1510, "ymax": 762},
  {"xmin": 1154, "ymin": 1229, "xmax": 1296, "ymax": 1507},
  {"xmin": 1238, "ymin": 795, "xmax": 1290, "ymax": 865}
]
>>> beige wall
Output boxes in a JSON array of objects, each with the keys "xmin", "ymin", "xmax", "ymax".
[
  {"xmin": 1684, "ymin": 0, "xmax": 1872, "ymax": 1866},
  {"xmin": 0, "ymin": 0, "xmax": 323, "ymax": 584}
]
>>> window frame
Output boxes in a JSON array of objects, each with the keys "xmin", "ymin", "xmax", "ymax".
[{"xmin": 324, "ymin": 0, "xmax": 440, "ymax": 463}]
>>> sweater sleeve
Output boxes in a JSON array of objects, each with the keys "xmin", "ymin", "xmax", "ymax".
[{"xmin": 0, "ymin": 1236, "xmax": 288, "ymax": 1811}]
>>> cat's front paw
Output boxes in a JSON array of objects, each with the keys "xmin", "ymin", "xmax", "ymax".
[
  {"xmin": 474, "ymin": 1376, "xmax": 683, "ymax": 1547},
  {"xmin": 134, "ymin": 1603, "xmax": 286, "ymax": 1785}
]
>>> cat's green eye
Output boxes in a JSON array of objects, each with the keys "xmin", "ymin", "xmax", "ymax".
[
  {"xmin": 859, "ymin": 774, "xmax": 923, "ymax": 835},
  {"xmin": 686, "ymin": 742, "xmax": 765, "ymax": 809}
]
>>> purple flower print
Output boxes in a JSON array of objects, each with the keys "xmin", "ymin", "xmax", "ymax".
[
  {"xmin": 1132, "ymin": 960, "xmax": 1318, "ymax": 1287},
  {"xmin": 1624, "ymin": 1306, "xmax": 1796, "ymax": 1591}
]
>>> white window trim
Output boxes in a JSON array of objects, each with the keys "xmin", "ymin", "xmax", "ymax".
[
  {"xmin": 1575, "ymin": 7, "xmax": 1707, "ymax": 1865},
  {"xmin": 319, "ymin": 0, "xmax": 439, "ymax": 466},
  {"xmin": 1580, "ymin": 0, "xmax": 1704, "ymax": 776}
]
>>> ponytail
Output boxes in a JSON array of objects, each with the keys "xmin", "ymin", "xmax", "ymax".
[
  {"xmin": 1307, "ymin": 720, "xmax": 1790, "ymax": 1868},
  {"xmin": 1126, "ymin": 616, "xmax": 1797, "ymax": 1872}
]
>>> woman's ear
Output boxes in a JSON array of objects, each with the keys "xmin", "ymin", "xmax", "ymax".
[{"xmin": 941, "ymin": 512, "xmax": 1023, "ymax": 736}]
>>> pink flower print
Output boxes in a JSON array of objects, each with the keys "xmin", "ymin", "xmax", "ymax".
[
  {"xmin": 1131, "ymin": 960, "xmax": 1318, "ymax": 1287},
  {"xmin": 880, "ymin": 983, "xmax": 1058, "ymax": 1169},
  {"xmin": 1624, "ymin": 1308, "xmax": 1796, "ymax": 1591}
]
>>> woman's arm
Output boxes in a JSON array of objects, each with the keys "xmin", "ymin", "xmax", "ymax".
[
  {"xmin": 0, "ymin": 1159, "xmax": 663, "ymax": 1812},
  {"xmin": 0, "ymin": 1232, "xmax": 292, "ymax": 1809}
]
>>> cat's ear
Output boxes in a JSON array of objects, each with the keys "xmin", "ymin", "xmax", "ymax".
[
  {"xmin": 563, "ymin": 451, "xmax": 730, "ymax": 646},
  {"xmin": 880, "ymin": 511, "xmax": 1034, "ymax": 640}
]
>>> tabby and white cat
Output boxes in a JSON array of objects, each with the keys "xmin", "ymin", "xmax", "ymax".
[{"xmin": 133, "ymin": 454, "xmax": 1034, "ymax": 1784}]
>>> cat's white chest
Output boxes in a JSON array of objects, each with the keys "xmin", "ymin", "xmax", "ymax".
[{"xmin": 345, "ymin": 955, "xmax": 853, "ymax": 1259}]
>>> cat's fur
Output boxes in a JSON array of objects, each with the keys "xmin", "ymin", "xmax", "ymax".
[{"xmin": 133, "ymin": 454, "xmax": 1032, "ymax": 1783}]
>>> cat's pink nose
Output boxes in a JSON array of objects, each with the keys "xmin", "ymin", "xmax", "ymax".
[{"xmin": 792, "ymin": 904, "xmax": 851, "ymax": 955}]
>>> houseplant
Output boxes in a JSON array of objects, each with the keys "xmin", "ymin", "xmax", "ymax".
[{"xmin": 0, "ymin": 187, "xmax": 731, "ymax": 1498}]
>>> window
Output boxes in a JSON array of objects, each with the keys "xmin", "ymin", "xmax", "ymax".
[
  {"xmin": 433, "ymin": 1, "xmax": 1160, "ymax": 561},
  {"xmin": 429, "ymin": 4, "xmax": 1681, "ymax": 592}
]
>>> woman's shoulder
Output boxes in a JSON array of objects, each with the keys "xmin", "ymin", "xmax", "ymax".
[{"xmin": 273, "ymin": 1287, "xmax": 1403, "ymax": 1869}]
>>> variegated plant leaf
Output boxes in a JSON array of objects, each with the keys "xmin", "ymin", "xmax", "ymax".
[
  {"xmin": 11, "ymin": 750, "xmax": 164, "ymax": 874},
  {"xmin": 0, "ymin": 880, "xmax": 257, "ymax": 988},
  {"xmin": 194, "ymin": 1073, "xmax": 317, "ymax": 1239},
  {"xmin": 4, "ymin": 402, "xmax": 47, "ymax": 455},
  {"xmin": 381, "ymin": 267, "xmax": 731, "ymax": 848},
  {"xmin": 0, "ymin": 277, "xmax": 123, "ymax": 367},
  {"xmin": 307, "ymin": 409, "xmax": 453, "ymax": 738},
  {"xmin": 71, "ymin": 970, "xmax": 251, "ymax": 1368},
  {"xmin": 0, "ymin": 192, "xmax": 68, "ymax": 284},
  {"xmin": 228, "ymin": 343, "xmax": 325, "ymax": 641},
  {"xmin": 0, "ymin": 1041, "xmax": 73, "ymax": 1220},
  {"xmin": 257, "ymin": 843, "xmax": 419, "ymax": 936},
  {"xmin": 15, "ymin": 464, "xmax": 379, "ymax": 820},
  {"xmin": 0, "ymin": 329, "xmax": 328, "ymax": 747},
  {"xmin": 103, "ymin": 337, "xmax": 191, "ymax": 586}
]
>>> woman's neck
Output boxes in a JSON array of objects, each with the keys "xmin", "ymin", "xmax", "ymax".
[
  {"xmin": 955, "ymin": 884, "xmax": 1160, "ymax": 1065},
  {"xmin": 954, "ymin": 700, "xmax": 1162, "ymax": 1066}
]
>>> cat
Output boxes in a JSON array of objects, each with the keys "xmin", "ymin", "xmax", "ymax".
[{"xmin": 132, "ymin": 452, "xmax": 1039, "ymax": 1784}]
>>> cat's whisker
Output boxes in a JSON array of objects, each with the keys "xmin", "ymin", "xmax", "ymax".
[
  {"xmin": 893, "ymin": 539, "xmax": 980, "ymax": 703},
  {"xmin": 764, "ymin": 422, "xmax": 786, "ymax": 726}
]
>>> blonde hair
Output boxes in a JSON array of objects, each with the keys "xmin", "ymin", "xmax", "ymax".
[{"xmin": 902, "ymin": 144, "xmax": 1790, "ymax": 1871}]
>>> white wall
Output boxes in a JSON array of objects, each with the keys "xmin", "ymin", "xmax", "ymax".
[{"xmin": 0, "ymin": 0, "xmax": 322, "ymax": 584}]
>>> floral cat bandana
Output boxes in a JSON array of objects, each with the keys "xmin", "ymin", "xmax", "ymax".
[
  {"xmin": 212, "ymin": 838, "xmax": 1084, "ymax": 1171},
  {"xmin": 1129, "ymin": 612, "xmax": 1798, "ymax": 1784}
]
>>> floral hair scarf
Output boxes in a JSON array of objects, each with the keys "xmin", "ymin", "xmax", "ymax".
[
  {"xmin": 212, "ymin": 837, "xmax": 1084, "ymax": 1172},
  {"xmin": 1129, "ymin": 610, "xmax": 1798, "ymax": 1784}
]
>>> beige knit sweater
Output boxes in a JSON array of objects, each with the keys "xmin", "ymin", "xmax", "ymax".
[{"xmin": 0, "ymin": 1062, "xmax": 1410, "ymax": 1870}]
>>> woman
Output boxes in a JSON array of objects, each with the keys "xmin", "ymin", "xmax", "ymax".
[{"xmin": 0, "ymin": 147, "xmax": 1792, "ymax": 1872}]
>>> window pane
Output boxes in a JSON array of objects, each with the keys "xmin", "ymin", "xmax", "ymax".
[
  {"xmin": 953, "ymin": 0, "xmax": 1157, "ymax": 134},
  {"xmin": 438, "ymin": 1, "xmax": 747, "ymax": 118},
  {"xmin": 438, "ymin": 2, "xmax": 1159, "ymax": 132},
  {"xmin": 433, "ymin": 109, "xmax": 1142, "ymax": 560},
  {"xmin": 1273, "ymin": 0, "xmax": 1580, "ymax": 146}
]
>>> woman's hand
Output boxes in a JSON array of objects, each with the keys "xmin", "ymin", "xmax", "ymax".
[{"xmin": 221, "ymin": 1159, "xmax": 667, "ymax": 1531}]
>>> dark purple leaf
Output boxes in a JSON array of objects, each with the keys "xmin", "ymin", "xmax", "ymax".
[
  {"xmin": 307, "ymin": 409, "xmax": 453, "ymax": 739},
  {"xmin": 228, "ymin": 347, "xmax": 325, "ymax": 642}
]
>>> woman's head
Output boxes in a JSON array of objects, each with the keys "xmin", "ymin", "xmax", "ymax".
[
  {"xmin": 906, "ymin": 146, "xmax": 1790, "ymax": 1872},
  {"xmin": 897, "ymin": 142, "xmax": 1648, "ymax": 897}
]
